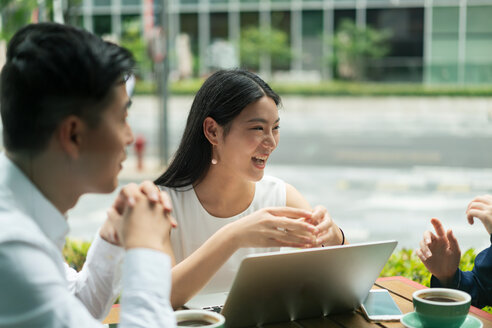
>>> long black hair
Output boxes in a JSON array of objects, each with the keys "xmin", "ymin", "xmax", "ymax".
[{"xmin": 155, "ymin": 69, "xmax": 280, "ymax": 188}]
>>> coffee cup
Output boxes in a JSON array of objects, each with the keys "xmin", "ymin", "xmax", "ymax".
[
  {"xmin": 412, "ymin": 288, "xmax": 471, "ymax": 328},
  {"xmin": 175, "ymin": 310, "xmax": 225, "ymax": 328}
]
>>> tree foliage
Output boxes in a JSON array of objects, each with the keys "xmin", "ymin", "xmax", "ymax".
[
  {"xmin": 1, "ymin": 0, "xmax": 37, "ymax": 41},
  {"xmin": 332, "ymin": 19, "xmax": 391, "ymax": 81},
  {"xmin": 239, "ymin": 26, "xmax": 291, "ymax": 71},
  {"xmin": 120, "ymin": 18, "xmax": 152, "ymax": 79},
  {"xmin": 0, "ymin": 0, "xmax": 83, "ymax": 42}
]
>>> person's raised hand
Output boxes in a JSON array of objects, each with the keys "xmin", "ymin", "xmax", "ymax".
[
  {"xmin": 416, "ymin": 218, "xmax": 461, "ymax": 286},
  {"xmin": 466, "ymin": 195, "xmax": 492, "ymax": 235},
  {"xmin": 308, "ymin": 205, "xmax": 344, "ymax": 246},
  {"xmin": 229, "ymin": 207, "xmax": 319, "ymax": 248}
]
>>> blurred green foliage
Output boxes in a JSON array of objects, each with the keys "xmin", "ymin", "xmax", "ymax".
[
  {"xmin": 120, "ymin": 19, "xmax": 152, "ymax": 80},
  {"xmin": 1, "ymin": 0, "xmax": 37, "ymax": 41},
  {"xmin": 331, "ymin": 19, "xmax": 391, "ymax": 81},
  {"xmin": 144, "ymin": 79, "xmax": 492, "ymax": 97},
  {"xmin": 239, "ymin": 26, "xmax": 291, "ymax": 71},
  {"xmin": 63, "ymin": 238, "xmax": 91, "ymax": 271},
  {"xmin": 380, "ymin": 248, "xmax": 477, "ymax": 287},
  {"xmin": 1, "ymin": 0, "xmax": 83, "ymax": 41}
]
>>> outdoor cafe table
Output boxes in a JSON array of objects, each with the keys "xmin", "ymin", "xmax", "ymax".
[{"xmin": 103, "ymin": 276, "xmax": 492, "ymax": 327}]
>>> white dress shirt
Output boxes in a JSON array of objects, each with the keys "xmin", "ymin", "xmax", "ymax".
[{"xmin": 0, "ymin": 153, "xmax": 175, "ymax": 328}]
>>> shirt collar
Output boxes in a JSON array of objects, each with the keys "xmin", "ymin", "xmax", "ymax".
[{"xmin": 0, "ymin": 153, "xmax": 69, "ymax": 251}]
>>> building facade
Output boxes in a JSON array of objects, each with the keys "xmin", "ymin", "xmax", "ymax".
[{"xmin": 72, "ymin": 0, "xmax": 492, "ymax": 84}]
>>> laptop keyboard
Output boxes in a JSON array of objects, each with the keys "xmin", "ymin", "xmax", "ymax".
[{"xmin": 202, "ymin": 305, "xmax": 223, "ymax": 313}]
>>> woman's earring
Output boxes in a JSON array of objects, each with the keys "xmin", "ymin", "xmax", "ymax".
[{"xmin": 211, "ymin": 145, "xmax": 218, "ymax": 164}]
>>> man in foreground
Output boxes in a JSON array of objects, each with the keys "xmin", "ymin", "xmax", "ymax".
[{"xmin": 0, "ymin": 23, "xmax": 177, "ymax": 327}]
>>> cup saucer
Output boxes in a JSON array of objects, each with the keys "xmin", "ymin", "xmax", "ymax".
[{"xmin": 400, "ymin": 312, "xmax": 482, "ymax": 328}]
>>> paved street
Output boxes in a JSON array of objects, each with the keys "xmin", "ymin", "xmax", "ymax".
[{"xmin": 67, "ymin": 95, "xmax": 492, "ymax": 252}]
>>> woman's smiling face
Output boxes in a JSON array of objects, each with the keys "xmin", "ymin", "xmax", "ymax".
[{"xmin": 215, "ymin": 96, "xmax": 280, "ymax": 182}]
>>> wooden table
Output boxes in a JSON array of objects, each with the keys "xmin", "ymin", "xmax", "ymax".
[{"xmin": 102, "ymin": 276, "xmax": 492, "ymax": 327}]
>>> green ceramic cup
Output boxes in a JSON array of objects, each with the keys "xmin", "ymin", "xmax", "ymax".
[
  {"xmin": 413, "ymin": 288, "xmax": 471, "ymax": 328},
  {"xmin": 175, "ymin": 310, "xmax": 225, "ymax": 328}
]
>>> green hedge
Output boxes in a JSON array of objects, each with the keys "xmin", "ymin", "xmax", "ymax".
[
  {"xmin": 62, "ymin": 239, "xmax": 491, "ymax": 314},
  {"xmin": 135, "ymin": 79, "xmax": 492, "ymax": 97}
]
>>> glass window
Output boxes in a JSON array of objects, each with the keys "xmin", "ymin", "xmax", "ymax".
[
  {"xmin": 94, "ymin": 0, "xmax": 111, "ymax": 6},
  {"xmin": 367, "ymin": 8, "xmax": 424, "ymax": 57},
  {"xmin": 180, "ymin": 13, "xmax": 199, "ymax": 58},
  {"xmin": 122, "ymin": 0, "xmax": 141, "ymax": 5},
  {"xmin": 334, "ymin": 9, "xmax": 355, "ymax": 31},
  {"xmin": 211, "ymin": 12, "xmax": 228, "ymax": 41},
  {"xmin": 240, "ymin": 11, "xmax": 259, "ymax": 29},
  {"xmin": 93, "ymin": 15, "xmax": 112, "ymax": 36},
  {"xmin": 302, "ymin": 10, "xmax": 323, "ymax": 71}
]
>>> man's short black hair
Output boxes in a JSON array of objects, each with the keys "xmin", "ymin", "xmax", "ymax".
[{"xmin": 0, "ymin": 23, "xmax": 135, "ymax": 155}]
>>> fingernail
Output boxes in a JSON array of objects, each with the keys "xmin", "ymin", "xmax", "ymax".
[
  {"xmin": 128, "ymin": 196, "xmax": 135, "ymax": 206},
  {"xmin": 426, "ymin": 251, "xmax": 431, "ymax": 257},
  {"xmin": 150, "ymin": 192, "xmax": 159, "ymax": 202}
]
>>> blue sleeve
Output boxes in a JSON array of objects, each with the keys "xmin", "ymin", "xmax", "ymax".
[{"xmin": 430, "ymin": 234, "xmax": 492, "ymax": 308}]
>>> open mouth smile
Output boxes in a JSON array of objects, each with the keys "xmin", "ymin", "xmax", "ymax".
[{"xmin": 252, "ymin": 155, "xmax": 268, "ymax": 167}]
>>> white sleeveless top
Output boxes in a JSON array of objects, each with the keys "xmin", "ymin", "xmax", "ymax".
[{"xmin": 160, "ymin": 175, "xmax": 286, "ymax": 294}]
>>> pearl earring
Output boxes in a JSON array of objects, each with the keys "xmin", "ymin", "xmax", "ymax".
[{"xmin": 211, "ymin": 158, "xmax": 218, "ymax": 165}]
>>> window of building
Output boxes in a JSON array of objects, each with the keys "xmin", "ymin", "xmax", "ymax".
[
  {"xmin": 122, "ymin": 0, "xmax": 141, "ymax": 5},
  {"xmin": 94, "ymin": 0, "xmax": 111, "ymax": 7},
  {"xmin": 93, "ymin": 15, "xmax": 112, "ymax": 36},
  {"xmin": 180, "ymin": 13, "xmax": 199, "ymax": 70},
  {"xmin": 302, "ymin": 10, "xmax": 323, "ymax": 71},
  {"xmin": 211, "ymin": 12, "xmax": 228, "ymax": 41}
]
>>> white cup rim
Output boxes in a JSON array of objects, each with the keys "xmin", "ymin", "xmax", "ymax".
[
  {"xmin": 413, "ymin": 288, "xmax": 471, "ymax": 306},
  {"xmin": 175, "ymin": 309, "xmax": 225, "ymax": 327}
]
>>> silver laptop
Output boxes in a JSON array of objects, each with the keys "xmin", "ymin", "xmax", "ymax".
[{"xmin": 186, "ymin": 240, "xmax": 397, "ymax": 327}]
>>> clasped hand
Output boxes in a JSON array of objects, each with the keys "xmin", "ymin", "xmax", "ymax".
[
  {"xmin": 231, "ymin": 205, "xmax": 343, "ymax": 249},
  {"xmin": 99, "ymin": 181, "xmax": 177, "ymax": 253}
]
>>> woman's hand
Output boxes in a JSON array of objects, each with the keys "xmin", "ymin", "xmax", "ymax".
[
  {"xmin": 308, "ymin": 205, "xmax": 344, "ymax": 246},
  {"xmin": 229, "ymin": 207, "xmax": 319, "ymax": 249},
  {"xmin": 99, "ymin": 181, "xmax": 177, "ymax": 246}
]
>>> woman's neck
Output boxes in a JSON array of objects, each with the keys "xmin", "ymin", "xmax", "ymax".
[{"xmin": 193, "ymin": 168, "xmax": 256, "ymax": 218}]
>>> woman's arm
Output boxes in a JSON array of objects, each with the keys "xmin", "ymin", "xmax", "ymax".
[{"xmin": 170, "ymin": 207, "xmax": 318, "ymax": 308}]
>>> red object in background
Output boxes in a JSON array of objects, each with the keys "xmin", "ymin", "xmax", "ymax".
[{"xmin": 134, "ymin": 135, "xmax": 146, "ymax": 171}]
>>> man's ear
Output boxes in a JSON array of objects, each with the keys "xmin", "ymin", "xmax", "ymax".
[
  {"xmin": 203, "ymin": 117, "xmax": 221, "ymax": 145},
  {"xmin": 56, "ymin": 115, "xmax": 85, "ymax": 159}
]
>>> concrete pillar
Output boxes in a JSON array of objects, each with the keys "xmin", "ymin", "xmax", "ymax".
[
  {"xmin": 83, "ymin": 0, "xmax": 93, "ymax": 33},
  {"xmin": 322, "ymin": 0, "xmax": 334, "ymax": 80},
  {"xmin": 228, "ymin": 0, "xmax": 240, "ymax": 67},
  {"xmin": 291, "ymin": 0, "xmax": 302, "ymax": 72},
  {"xmin": 458, "ymin": 0, "xmax": 467, "ymax": 85},
  {"xmin": 423, "ymin": 0, "xmax": 433, "ymax": 84},
  {"xmin": 198, "ymin": 0, "xmax": 210, "ymax": 76},
  {"xmin": 259, "ymin": 1, "xmax": 271, "ymax": 79}
]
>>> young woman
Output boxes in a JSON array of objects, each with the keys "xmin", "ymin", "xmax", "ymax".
[{"xmin": 155, "ymin": 69, "xmax": 345, "ymax": 308}]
